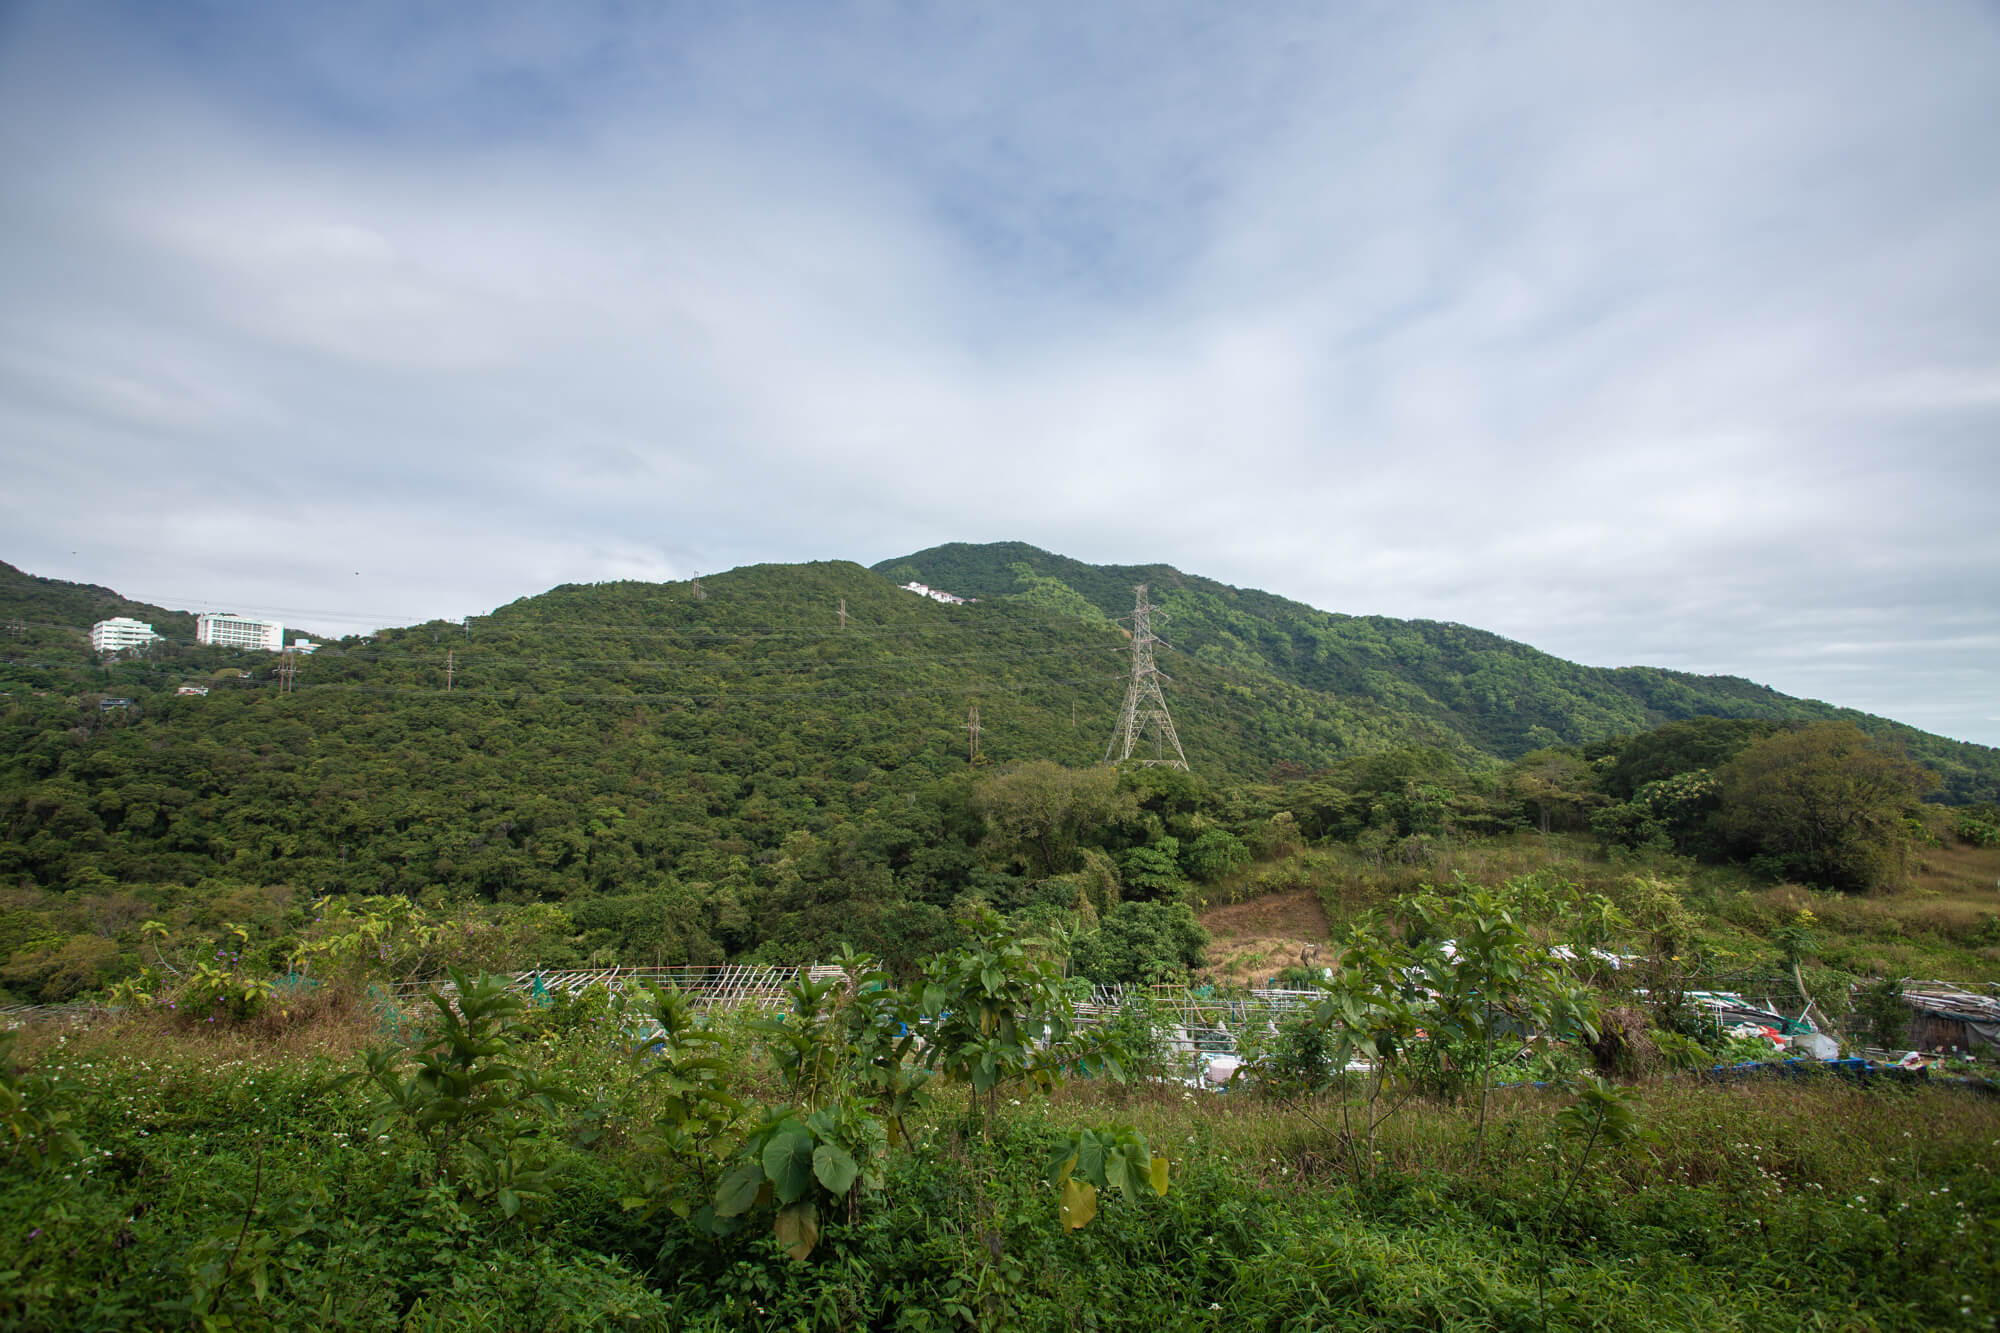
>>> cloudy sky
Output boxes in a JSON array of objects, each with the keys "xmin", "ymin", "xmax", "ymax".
[{"xmin": 2, "ymin": 2, "xmax": 1997, "ymax": 745}]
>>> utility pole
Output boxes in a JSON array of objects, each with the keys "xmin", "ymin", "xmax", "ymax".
[
  {"xmin": 277, "ymin": 645, "xmax": 297, "ymax": 694},
  {"xmin": 1103, "ymin": 584, "xmax": 1188, "ymax": 769},
  {"xmin": 838, "ymin": 597, "xmax": 846, "ymax": 631},
  {"xmin": 446, "ymin": 649, "xmax": 454, "ymax": 692},
  {"xmin": 967, "ymin": 704, "xmax": 981, "ymax": 762}
]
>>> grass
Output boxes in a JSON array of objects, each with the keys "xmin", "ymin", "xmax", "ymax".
[
  {"xmin": 6, "ymin": 1002, "xmax": 1998, "ymax": 1331},
  {"xmin": 1197, "ymin": 834, "xmax": 2000, "ymax": 990}
]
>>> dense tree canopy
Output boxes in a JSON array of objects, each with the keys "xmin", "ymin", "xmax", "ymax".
[
  {"xmin": 3, "ymin": 552, "xmax": 1997, "ymax": 1003},
  {"xmin": 1715, "ymin": 722, "xmax": 1937, "ymax": 892}
]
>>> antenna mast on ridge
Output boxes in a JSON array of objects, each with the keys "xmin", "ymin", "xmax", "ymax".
[{"xmin": 1104, "ymin": 583, "xmax": 1188, "ymax": 769}]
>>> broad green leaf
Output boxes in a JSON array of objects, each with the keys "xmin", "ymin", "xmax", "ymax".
[
  {"xmin": 1148, "ymin": 1155, "xmax": 1170, "ymax": 1197},
  {"xmin": 1074, "ymin": 1134, "xmax": 1106, "ymax": 1187},
  {"xmin": 813, "ymin": 1142, "xmax": 859, "ymax": 1196},
  {"xmin": 716, "ymin": 1161, "xmax": 765, "ymax": 1218},
  {"xmin": 763, "ymin": 1129, "xmax": 817, "ymax": 1205},
  {"xmin": 1104, "ymin": 1146, "xmax": 1132, "ymax": 1201}
]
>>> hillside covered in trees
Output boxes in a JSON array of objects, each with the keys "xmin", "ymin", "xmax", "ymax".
[
  {"xmin": 3, "ymin": 549, "xmax": 1997, "ymax": 1004},
  {"xmin": 875, "ymin": 542, "xmax": 2000, "ymax": 801}
]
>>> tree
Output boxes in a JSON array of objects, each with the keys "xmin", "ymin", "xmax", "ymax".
[
  {"xmin": 1715, "ymin": 723, "xmax": 1936, "ymax": 892},
  {"xmin": 920, "ymin": 909, "xmax": 1082, "ymax": 1135},
  {"xmin": 975, "ymin": 762, "xmax": 1130, "ymax": 880},
  {"xmin": 1502, "ymin": 748, "xmax": 1599, "ymax": 835},
  {"xmin": 1066, "ymin": 901, "xmax": 1209, "ymax": 985}
]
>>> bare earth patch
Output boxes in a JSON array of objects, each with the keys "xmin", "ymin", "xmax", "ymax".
[{"xmin": 1198, "ymin": 888, "xmax": 1332, "ymax": 987}]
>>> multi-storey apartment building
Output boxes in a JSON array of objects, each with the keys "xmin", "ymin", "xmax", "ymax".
[
  {"xmin": 195, "ymin": 612, "xmax": 285, "ymax": 652},
  {"xmin": 90, "ymin": 616, "xmax": 163, "ymax": 653}
]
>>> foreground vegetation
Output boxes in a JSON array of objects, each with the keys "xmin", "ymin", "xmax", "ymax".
[{"xmin": 5, "ymin": 969, "xmax": 1998, "ymax": 1331}]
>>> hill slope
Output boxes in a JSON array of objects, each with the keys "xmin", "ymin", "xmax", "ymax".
[
  {"xmin": 0, "ymin": 559, "xmax": 1472, "ymax": 924},
  {"xmin": 874, "ymin": 542, "xmax": 2000, "ymax": 802},
  {"xmin": 4, "ymin": 549, "xmax": 1999, "ymax": 998},
  {"xmin": 0, "ymin": 560, "xmax": 198, "ymax": 649}
]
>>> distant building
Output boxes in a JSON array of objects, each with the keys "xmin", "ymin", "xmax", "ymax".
[
  {"xmin": 91, "ymin": 617, "xmax": 162, "ymax": 653},
  {"xmin": 176, "ymin": 684, "xmax": 209, "ymax": 697},
  {"xmin": 196, "ymin": 612, "xmax": 284, "ymax": 652},
  {"xmin": 291, "ymin": 639, "xmax": 318, "ymax": 655},
  {"xmin": 899, "ymin": 581, "xmax": 972, "ymax": 606},
  {"xmin": 99, "ymin": 697, "xmax": 132, "ymax": 711}
]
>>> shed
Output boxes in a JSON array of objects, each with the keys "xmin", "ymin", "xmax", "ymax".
[{"xmin": 1900, "ymin": 983, "xmax": 2000, "ymax": 1055}]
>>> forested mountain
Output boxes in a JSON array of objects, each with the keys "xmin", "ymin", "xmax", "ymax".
[
  {"xmin": 3, "ymin": 548, "xmax": 1998, "ymax": 1003},
  {"xmin": 0, "ymin": 558, "xmax": 1463, "ymax": 981},
  {"xmin": 875, "ymin": 542, "xmax": 2000, "ymax": 802}
]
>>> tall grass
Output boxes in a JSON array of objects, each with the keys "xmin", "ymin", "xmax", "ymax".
[{"xmin": 7, "ymin": 1005, "xmax": 1995, "ymax": 1330}]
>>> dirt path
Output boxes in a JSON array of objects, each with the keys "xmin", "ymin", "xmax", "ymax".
[{"xmin": 1198, "ymin": 888, "xmax": 1332, "ymax": 987}]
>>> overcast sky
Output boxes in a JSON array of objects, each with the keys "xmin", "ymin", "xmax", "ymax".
[{"xmin": 3, "ymin": 2, "xmax": 1997, "ymax": 745}]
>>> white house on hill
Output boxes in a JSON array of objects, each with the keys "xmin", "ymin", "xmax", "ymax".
[
  {"xmin": 196, "ymin": 612, "xmax": 285, "ymax": 652},
  {"xmin": 91, "ymin": 617, "xmax": 163, "ymax": 653}
]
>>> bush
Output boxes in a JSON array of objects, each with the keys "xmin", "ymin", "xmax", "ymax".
[
  {"xmin": 1258, "ymin": 1010, "xmax": 1337, "ymax": 1093},
  {"xmin": 1066, "ymin": 902, "xmax": 1209, "ymax": 986}
]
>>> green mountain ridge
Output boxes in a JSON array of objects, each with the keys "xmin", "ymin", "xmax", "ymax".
[
  {"xmin": 873, "ymin": 541, "xmax": 2000, "ymax": 802},
  {"xmin": 2, "ymin": 548, "xmax": 1998, "ymax": 1001}
]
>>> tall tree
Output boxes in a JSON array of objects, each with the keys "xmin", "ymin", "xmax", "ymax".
[{"xmin": 1715, "ymin": 723, "xmax": 1935, "ymax": 891}]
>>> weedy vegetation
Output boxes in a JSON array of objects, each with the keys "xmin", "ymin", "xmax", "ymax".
[{"xmin": 4, "ymin": 890, "xmax": 1998, "ymax": 1332}]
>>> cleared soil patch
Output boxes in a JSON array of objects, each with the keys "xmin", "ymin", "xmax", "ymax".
[{"xmin": 1199, "ymin": 887, "xmax": 1332, "ymax": 986}]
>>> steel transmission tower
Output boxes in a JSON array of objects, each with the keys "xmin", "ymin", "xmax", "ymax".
[{"xmin": 1104, "ymin": 584, "xmax": 1188, "ymax": 769}]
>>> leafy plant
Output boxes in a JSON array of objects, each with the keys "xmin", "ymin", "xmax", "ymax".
[
  {"xmin": 1293, "ymin": 920, "xmax": 1430, "ymax": 1180},
  {"xmin": 0, "ymin": 1031, "xmax": 85, "ymax": 1175},
  {"xmin": 619, "ymin": 981, "xmax": 744, "ymax": 1227},
  {"xmin": 834, "ymin": 950, "xmax": 933, "ymax": 1146},
  {"xmin": 156, "ymin": 1141, "xmax": 325, "ymax": 1331},
  {"xmin": 1048, "ymin": 1124, "xmax": 1169, "ymax": 1231},
  {"xmin": 921, "ymin": 909, "xmax": 1101, "ymax": 1134},
  {"xmin": 1536, "ymin": 1075, "xmax": 1645, "ymax": 1330},
  {"xmin": 364, "ymin": 967, "xmax": 573, "ymax": 1219},
  {"xmin": 1406, "ymin": 882, "xmax": 1600, "ymax": 1163},
  {"xmin": 713, "ymin": 1104, "xmax": 887, "ymax": 1260}
]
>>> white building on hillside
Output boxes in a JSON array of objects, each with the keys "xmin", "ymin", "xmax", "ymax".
[
  {"xmin": 91, "ymin": 617, "xmax": 163, "ymax": 653},
  {"xmin": 196, "ymin": 612, "xmax": 284, "ymax": 652},
  {"xmin": 899, "ymin": 581, "xmax": 970, "ymax": 606}
]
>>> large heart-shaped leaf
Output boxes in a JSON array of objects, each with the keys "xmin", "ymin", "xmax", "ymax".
[
  {"xmin": 715, "ymin": 1161, "xmax": 766, "ymax": 1218},
  {"xmin": 813, "ymin": 1142, "xmax": 859, "ymax": 1197},
  {"xmin": 763, "ymin": 1129, "xmax": 817, "ymax": 1205},
  {"xmin": 1058, "ymin": 1177, "xmax": 1098, "ymax": 1231}
]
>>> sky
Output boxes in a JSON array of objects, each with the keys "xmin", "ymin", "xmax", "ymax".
[{"xmin": 2, "ymin": 2, "xmax": 1997, "ymax": 746}]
